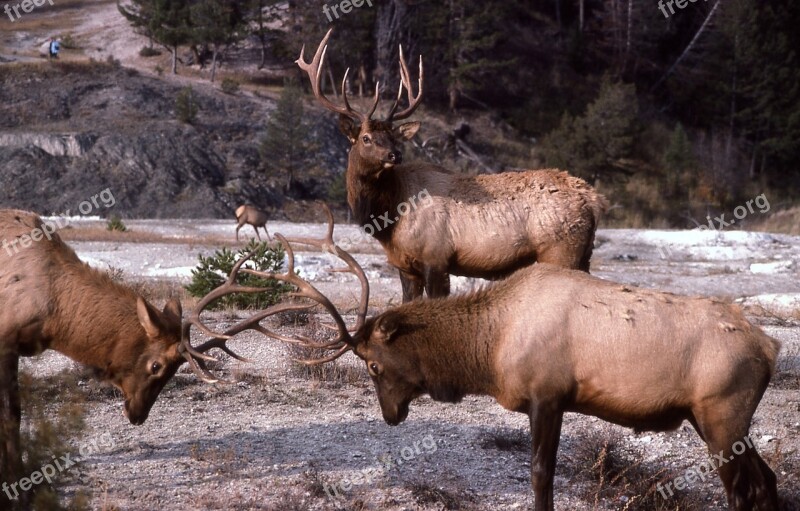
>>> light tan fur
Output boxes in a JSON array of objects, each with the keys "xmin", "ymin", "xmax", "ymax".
[
  {"xmin": 235, "ymin": 205, "xmax": 270, "ymax": 242},
  {"xmin": 0, "ymin": 210, "xmax": 185, "ymax": 506},
  {"xmin": 351, "ymin": 264, "xmax": 780, "ymax": 511}
]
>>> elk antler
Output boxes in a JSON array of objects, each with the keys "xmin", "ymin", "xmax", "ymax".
[
  {"xmin": 386, "ymin": 45, "xmax": 424, "ymax": 122},
  {"xmin": 297, "ymin": 29, "xmax": 424, "ymax": 125},
  {"xmin": 180, "ymin": 203, "xmax": 369, "ymax": 381},
  {"xmin": 296, "ymin": 29, "xmax": 379, "ymax": 124}
]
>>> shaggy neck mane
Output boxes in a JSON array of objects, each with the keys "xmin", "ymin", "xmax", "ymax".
[
  {"xmin": 46, "ymin": 256, "xmax": 141, "ymax": 372},
  {"xmin": 346, "ymin": 152, "xmax": 408, "ymax": 243},
  {"xmin": 398, "ymin": 288, "xmax": 502, "ymax": 400}
]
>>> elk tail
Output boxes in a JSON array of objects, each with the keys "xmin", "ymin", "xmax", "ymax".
[{"xmin": 235, "ymin": 205, "xmax": 246, "ymax": 220}]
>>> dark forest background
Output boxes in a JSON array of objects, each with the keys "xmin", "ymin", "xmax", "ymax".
[{"xmin": 118, "ymin": 0, "xmax": 799, "ymax": 227}]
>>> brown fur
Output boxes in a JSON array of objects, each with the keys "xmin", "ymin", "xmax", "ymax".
[
  {"xmin": 341, "ymin": 119, "xmax": 608, "ymax": 301},
  {"xmin": 350, "ymin": 264, "xmax": 780, "ymax": 511},
  {"xmin": 0, "ymin": 210, "xmax": 185, "ymax": 505},
  {"xmin": 235, "ymin": 205, "xmax": 270, "ymax": 242}
]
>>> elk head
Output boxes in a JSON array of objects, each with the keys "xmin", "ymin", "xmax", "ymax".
[
  {"xmin": 349, "ymin": 312, "xmax": 426, "ymax": 425},
  {"xmin": 297, "ymin": 29, "xmax": 424, "ymax": 177},
  {"xmin": 117, "ymin": 297, "xmax": 185, "ymax": 425}
]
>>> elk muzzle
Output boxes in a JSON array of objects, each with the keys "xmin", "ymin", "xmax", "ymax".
[{"xmin": 385, "ymin": 150, "xmax": 403, "ymax": 167}]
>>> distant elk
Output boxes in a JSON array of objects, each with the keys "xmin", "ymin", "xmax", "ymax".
[
  {"xmin": 192, "ymin": 207, "xmax": 780, "ymax": 511},
  {"xmin": 235, "ymin": 205, "xmax": 271, "ymax": 242},
  {"xmin": 0, "ymin": 210, "xmax": 235, "ymax": 507},
  {"xmin": 297, "ymin": 30, "xmax": 608, "ymax": 301}
]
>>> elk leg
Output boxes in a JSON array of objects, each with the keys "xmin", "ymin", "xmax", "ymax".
[
  {"xmin": 423, "ymin": 267, "xmax": 450, "ymax": 298},
  {"xmin": 691, "ymin": 404, "xmax": 778, "ymax": 511},
  {"xmin": 399, "ymin": 270, "xmax": 423, "ymax": 302},
  {"xmin": 263, "ymin": 225, "xmax": 272, "ymax": 242},
  {"xmin": 0, "ymin": 349, "xmax": 24, "ymax": 508},
  {"xmin": 235, "ymin": 223, "xmax": 243, "ymax": 241},
  {"xmin": 252, "ymin": 225, "xmax": 261, "ymax": 241},
  {"xmin": 529, "ymin": 404, "xmax": 563, "ymax": 511}
]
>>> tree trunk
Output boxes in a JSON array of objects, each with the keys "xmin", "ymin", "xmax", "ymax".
[
  {"xmin": 258, "ymin": 38, "xmax": 267, "ymax": 70},
  {"xmin": 171, "ymin": 46, "xmax": 178, "ymax": 74},
  {"xmin": 375, "ymin": 0, "xmax": 410, "ymax": 92},
  {"xmin": 210, "ymin": 46, "xmax": 219, "ymax": 83},
  {"xmin": 579, "ymin": 0, "xmax": 585, "ymax": 32}
]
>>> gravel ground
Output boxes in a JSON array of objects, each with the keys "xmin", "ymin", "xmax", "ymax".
[{"xmin": 15, "ymin": 222, "xmax": 800, "ymax": 511}]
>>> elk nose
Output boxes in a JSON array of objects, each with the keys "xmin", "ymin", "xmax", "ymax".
[{"xmin": 388, "ymin": 151, "xmax": 403, "ymax": 164}]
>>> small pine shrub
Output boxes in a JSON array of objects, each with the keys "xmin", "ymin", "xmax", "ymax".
[
  {"xmin": 154, "ymin": 65, "xmax": 164, "ymax": 77},
  {"xmin": 139, "ymin": 46, "xmax": 161, "ymax": 58},
  {"xmin": 175, "ymin": 87, "xmax": 198, "ymax": 124},
  {"xmin": 220, "ymin": 77, "xmax": 240, "ymax": 95},
  {"xmin": 106, "ymin": 215, "xmax": 127, "ymax": 232},
  {"xmin": 185, "ymin": 240, "xmax": 292, "ymax": 310},
  {"xmin": 14, "ymin": 370, "xmax": 90, "ymax": 510},
  {"xmin": 58, "ymin": 33, "xmax": 78, "ymax": 49}
]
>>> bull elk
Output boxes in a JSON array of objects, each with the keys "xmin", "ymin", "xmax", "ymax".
[
  {"xmin": 199, "ymin": 206, "xmax": 780, "ymax": 511},
  {"xmin": 235, "ymin": 205, "xmax": 271, "ymax": 242},
  {"xmin": 0, "ymin": 210, "xmax": 238, "ymax": 507},
  {"xmin": 297, "ymin": 30, "xmax": 608, "ymax": 301}
]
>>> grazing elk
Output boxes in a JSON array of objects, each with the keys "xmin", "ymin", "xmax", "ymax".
[
  {"xmin": 0, "ymin": 210, "xmax": 231, "ymax": 507},
  {"xmin": 235, "ymin": 205, "xmax": 271, "ymax": 242},
  {"xmin": 185, "ymin": 206, "xmax": 779, "ymax": 511},
  {"xmin": 297, "ymin": 30, "xmax": 608, "ymax": 301}
]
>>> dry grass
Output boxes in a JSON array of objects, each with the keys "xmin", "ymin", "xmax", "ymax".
[
  {"xmin": 750, "ymin": 206, "xmax": 800, "ymax": 235},
  {"xmin": 406, "ymin": 481, "xmax": 471, "ymax": 510},
  {"xmin": 564, "ymin": 429, "xmax": 703, "ymax": 511}
]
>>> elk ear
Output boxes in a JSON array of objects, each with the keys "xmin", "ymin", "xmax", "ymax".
[
  {"xmin": 339, "ymin": 114, "xmax": 359, "ymax": 144},
  {"xmin": 162, "ymin": 297, "xmax": 182, "ymax": 324},
  {"xmin": 394, "ymin": 121, "xmax": 421, "ymax": 141},
  {"xmin": 137, "ymin": 297, "xmax": 164, "ymax": 339},
  {"xmin": 374, "ymin": 312, "xmax": 401, "ymax": 343}
]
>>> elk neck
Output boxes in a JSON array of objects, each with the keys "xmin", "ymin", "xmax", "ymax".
[
  {"xmin": 346, "ymin": 154, "xmax": 408, "ymax": 244},
  {"xmin": 45, "ymin": 255, "xmax": 142, "ymax": 375},
  {"xmin": 398, "ymin": 290, "xmax": 503, "ymax": 401}
]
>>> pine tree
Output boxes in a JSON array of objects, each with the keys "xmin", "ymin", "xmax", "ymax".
[
  {"xmin": 118, "ymin": 0, "xmax": 192, "ymax": 74},
  {"xmin": 259, "ymin": 80, "xmax": 315, "ymax": 196},
  {"xmin": 189, "ymin": 0, "xmax": 247, "ymax": 82},
  {"xmin": 541, "ymin": 80, "xmax": 638, "ymax": 184}
]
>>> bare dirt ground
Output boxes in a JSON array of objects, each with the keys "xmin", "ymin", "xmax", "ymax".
[{"xmin": 16, "ymin": 220, "xmax": 800, "ymax": 511}]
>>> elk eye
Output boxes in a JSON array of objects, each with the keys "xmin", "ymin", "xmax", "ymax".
[
  {"xmin": 362, "ymin": 135, "xmax": 371, "ymax": 144},
  {"xmin": 369, "ymin": 362, "xmax": 380, "ymax": 376},
  {"xmin": 150, "ymin": 362, "xmax": 162, "ymax": 375}
]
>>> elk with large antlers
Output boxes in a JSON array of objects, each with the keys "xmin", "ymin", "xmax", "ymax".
[
  {"xmin": 0, "ymin": 209, "xmax": 242, "ymax": 507},
  {"xmin": 227, "ymin": 207, "xmax": 779, "ymax": 511},
  {"xmin": 297, "ymin": 30, "xmax": 608, "ymax": 301}
]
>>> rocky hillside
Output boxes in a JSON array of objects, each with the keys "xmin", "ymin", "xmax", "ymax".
[{"xmin": 0, "ymin": 61, "xmax": 347, "ymax": 218}]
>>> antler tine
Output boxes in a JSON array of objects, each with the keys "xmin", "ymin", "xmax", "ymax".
[
  {"xmin": 281, "ymin": 203, "xmax": 369, "ymax": 331},
  {"xmin": 241, "ymin": 232, "xmax": 353, "ymax": 344},
  {"xmin": 179, "ymin": 249, "xmax": 292, "ymax": 382},
  {"xmin": 297, "ymin": 29, "xmax": 367, "ymax": 123},
  {"xmin": 386, "ymin": 46, "xmax": 424, "ymax": 122},
  {"xmin": 294, "ymin": 343, "xmax": 351, "ymax": 366}
]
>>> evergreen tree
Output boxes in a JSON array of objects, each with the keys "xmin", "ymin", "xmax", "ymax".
[
  {"xmin": 118, "ymin": 0, "xmax": 192, "ymax": 74},
  {"xmin": 190, "ymin": 0, "xmax": 247, "ymax": 82},
  {"xmin": 259, "ymin": 80, "xmax": 315, "ymax": 196},
  {"xmin": 541, "ymin": 80, "xmax": 638, "ymax": 184}
]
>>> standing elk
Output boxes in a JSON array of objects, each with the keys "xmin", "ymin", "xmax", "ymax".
[
  {"xmin": 0, "ymin": 210, "xmax": 232, "ymax": 507},
  {"xmin": 185, "ymin": 206, "xmax": 780, "ymax": 511},
  {"xmin": 235, "ymin": 205, "xmax": 271, "ymax": 242},
  {"xmin": 297, "ymin": 30, "xmax": 608, "ymax": 301}
]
